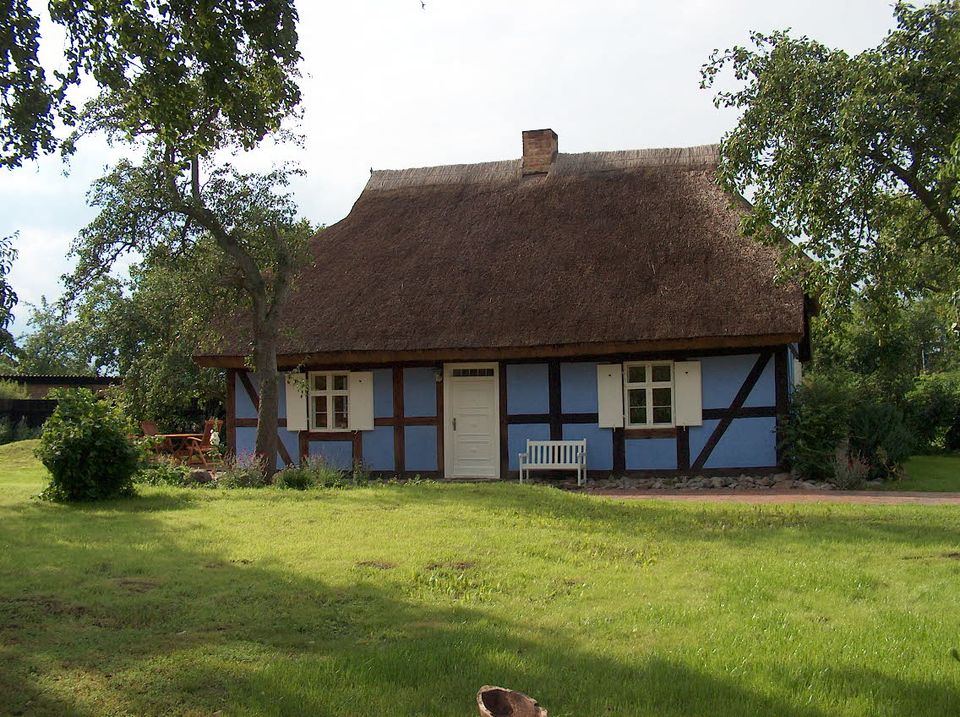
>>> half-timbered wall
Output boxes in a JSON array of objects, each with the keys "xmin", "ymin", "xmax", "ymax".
[{"xmin": 226, "ymin": 347, "xmax": 790, "ymax": 476}]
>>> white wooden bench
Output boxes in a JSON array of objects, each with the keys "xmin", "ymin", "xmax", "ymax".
[{"xmin": 518, "ymin": 439, "xmax": 587, "ymax": 487}]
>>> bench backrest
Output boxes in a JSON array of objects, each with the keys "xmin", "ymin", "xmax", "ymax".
[{"xmin": 525, "ymin": 439, "xmax": 586, "ymax": 466}]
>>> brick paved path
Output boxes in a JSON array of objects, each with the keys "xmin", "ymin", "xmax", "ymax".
[{"xmin": 588, "ymin": 490, "xmax": 960, "ymax": 505}]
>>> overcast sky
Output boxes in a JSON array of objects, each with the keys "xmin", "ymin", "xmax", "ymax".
[{"xmin": 1, "ymin": 0, "xmax": 900, "ymax": 336}]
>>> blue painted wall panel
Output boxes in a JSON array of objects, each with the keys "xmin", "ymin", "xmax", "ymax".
[
  {"xmin": 362, "ymin": 426, "xmax": 395, "ymax": 471},
  {"xmin": 743, "ymin": 356, "xmax": 776, "ymax": 407},
  {"xmin": 404, "ymin": 367, "xmax": 437, "ymax": 417},
  {"xmin": 236, "ymin": 372, "xmax": 288, "ymax": 419},
  {"xmin": 688, "ymin": 419, "xmax": 720, "ymax": 463},
  {"xmin": 562, "ymin": 423, "xmax": 613, "ymax": 471},
  {"xmin": 506, "ymin": 364, "xmax": 549, "ymax": 414},
  {"xmin": 278, "ymin": 429, "xmax": 299, "ymax": 469},
  {"xmin": 625, "ymin": 438, "xmax": 677, "ymax": 470},
  {"xmin": 309, "ymin": 441, "xmax": 353, "ymax": 470},
  {"xmin": 235, "ymin": 373, "xmax": 257, "ymax": 419},
  {"xmin": 561, "ymin": 362, "xmax": 599, "ymax": 413},
  {"xmin": 404, "ymin": 425, "xmax": 438, "ymax": 471},
  {"xmin": 235, "ymin": 426, "xmax": 256, "ymax": 458},
  {"xmin": 699, "ymin": 355, "xmax": 754, "ymax": 409},
  {"xmin": 705, "ymin": 417, "xmax": 777, "ymax": 468},
  {"xmin": 508, "ymin": 423, "xmax": 551, "ymax": 470},
  {"xmin": 373, "ymin": 368, "xmax": 393, "ymax": 418}
]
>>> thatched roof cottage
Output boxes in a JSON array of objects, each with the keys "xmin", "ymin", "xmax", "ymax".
[{"xmin": 196, "ymin": 129, "xmax": 810, "ymax": 479}]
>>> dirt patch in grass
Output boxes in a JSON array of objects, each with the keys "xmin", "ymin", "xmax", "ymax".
[
  {"xmin": 425, "ymin": 560, "xmax": 475, "ymax": 571},
  {"xmin": 943, "ymin": 552, "xmax": 960, "ymax": 560},
  {"xmin": 20, "ymin": 596, "xmax": 89, "ymax": 616},
  {"xmin": 356, "ymin": 559, "xmax": 397, "ymax": 570},
  {"xmin": 112, "ymin": 577, "xmax": 161, "ymax": 593}
]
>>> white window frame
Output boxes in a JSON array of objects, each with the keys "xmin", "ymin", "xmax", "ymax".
[
  {"xmin": 623, "ymin": 361, "xmax": 675, "ymax": 428},
  {"xmin": 308, "ymin": 371, "xmax": 350, "ymax": 431}
]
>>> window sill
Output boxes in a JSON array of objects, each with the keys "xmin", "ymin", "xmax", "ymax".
[{"xmin": 624, "ymin": 427, "xmax": 677, "ymax": 439}]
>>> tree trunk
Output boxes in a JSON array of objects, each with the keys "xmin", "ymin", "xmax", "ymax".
[{"xmin": 252, "ymin": 318, "xmax": 280, "ymax": 480}]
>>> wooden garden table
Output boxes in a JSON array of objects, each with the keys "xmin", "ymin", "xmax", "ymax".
[{"xmin": 158, "ymin": 433, "xmax": 203, "ymax": 459}]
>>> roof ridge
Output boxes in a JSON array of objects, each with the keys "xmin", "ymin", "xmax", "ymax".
[{"xmin": 364, "ymin": 143, "xmax": 719, "ymax": 193}]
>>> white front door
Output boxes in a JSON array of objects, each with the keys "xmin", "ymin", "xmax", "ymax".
[{"xmin": 444, "ymin": 363, "xmax": 500, "ymax": 478}]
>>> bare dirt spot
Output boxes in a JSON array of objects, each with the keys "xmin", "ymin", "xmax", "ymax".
[
  {"xmin": 113, "ymin": 577, "xmax": 161, "ymax": 593},
  {"xmin": 943, "ymin": 552, "xmax": 960, "ymax": 560},
  {"xmin": 5, "ymin": 595, "xmax": 89, "ymax": 618},
  {"xmin": 356, "ymin": 560, "xmax": 397, "ymax": 570},
  {"xmin": 425, "ymin": 560, "xmax": 476, "ymax": 571},
  {"xmin": 231, "ymin": 558, "xmax": 253, "ymax": 565}
]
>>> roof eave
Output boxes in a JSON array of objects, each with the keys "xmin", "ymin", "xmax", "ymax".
[{"xmin": 194, "ymin": 332, "xmax": 803, "ymax": 369}]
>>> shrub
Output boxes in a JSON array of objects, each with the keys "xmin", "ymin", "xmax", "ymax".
[
  {"xmin": 0, "ymin": 416, "xmax": 40, "ymax": 445},
  {"xmin": 782, "ymin": 373, "xmax": 854, "ymax": 482},
  {"xmin": 13, "ymin": 417, "xmax": 39, "ymax": 442},
  {"xmin": 273, "ymin": 458, "xmax": 372, "ymax": 490},
  {"xmin": 35, "ymin": 389, "xmax": 140, "ymax": 502},
  {"xmin": 832, "ymin": 442, "xmax": 870, "ymax": 489},
  {"xmin": 904, "ymin": 371, "xmax": 960, "ymax": 452},
  {"xmin": 218, "ymin": 453, "xmax": 269, "ymax": 488},
  {"xmin": 0, "ymin": 380, "xmax": 28, "ymax": 400},
  {"xmin": 135, "ymin": 458, "xmax": 191, "ymax": 486},
  {"xmin": 783, "ymin": 372, "xmax": 913, "ymax": 485},
  {"xmin": 848, "ymin": 400, "xmax": 913, "ymax": 480},
  {"xmin": 274, "ymin": 464, "xmax": 316, "ymax": 490}
]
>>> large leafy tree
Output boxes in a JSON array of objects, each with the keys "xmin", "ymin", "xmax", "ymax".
[
  {"xmin": 0, "ymin": 233, "xmax": 17, "ymax": 362},
  {"xmin": 67, "ymin": 151, "xmax": 313, "ymax": 471},
  {"xmin": 1, "ymin": 0, "xmax": 300, "ymax": 167},
  {"xmin": 701, "ymin": 0, "xmax": 960, "ymax": 321},
  {"xmin": 3, "ymin": 0, "xmax": 309, "ymax": 475},
  {"xmin": 16, "ymin": 296, "xmax": 94, "ymax": 374}
]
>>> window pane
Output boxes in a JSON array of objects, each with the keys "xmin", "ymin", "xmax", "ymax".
[
  {"xmin": 628, "ymin": 388, "xmax": 646, "ymax": 409},
  {"xmin": 653, "ymin": 406, "xmax": 672, "ymax": 424},
  {"xmin": 312, "ymin": 374, "xmax": 327, "ymax": 391},
  {"xmin": 651, "ymin": 364, "xmax": 671, "ymax": 382},
  {"xmin": 333, "ymin": 395, "xmax": 349, "ymax": 429},
  {"xmin": 652, "ymin": 387, "xmax": 672, "ymax": 407},
  {"xmin": 627, "ymin": 365, "xmax": 646, "ymax": 384},
  {"xmin": 627, "ymin": 389, "xmax": 647, "ymax": 425},
  {"xmin": 312, "ymin": 395, "xmax": 327, "ymax": 429},
  {"xmin": 333, "ymin": 374, "xmax": 348, "ymax": 391}
]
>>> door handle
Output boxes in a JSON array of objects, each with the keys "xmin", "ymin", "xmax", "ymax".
[{"xmin": 453, "ymin": 417, "xmax": 457, "ymax": 431}]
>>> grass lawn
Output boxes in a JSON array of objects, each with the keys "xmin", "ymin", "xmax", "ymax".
[
  {"xmin": 898, "ymin": 454, "xmax": 960, "ymax": 491},
  {"xmin": 2, "ymin": 440, "xmax": 960, "ymax": 716}
]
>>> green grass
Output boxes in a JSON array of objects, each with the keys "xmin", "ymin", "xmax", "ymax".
[
  {"xmin": 2, "ymin": 439, "xmax": 960, "ymax": 716},
  {"xmin": 897, "ymin": 454, "xmax": 960, "ymax": 491}
]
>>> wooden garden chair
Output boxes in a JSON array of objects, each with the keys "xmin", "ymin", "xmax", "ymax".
[
  {"xmin": 184, "ymin": 419, "xmax": 223, "ymax": 467},
  {"xmin": 140, "ymin": 420, "xmax": 175, "ymax": 455}
]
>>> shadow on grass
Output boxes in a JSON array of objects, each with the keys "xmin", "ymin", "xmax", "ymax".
[
  {"xmin": 357, "ymin": 481, "xmax": 960, "ymax": 552},
  {"xmin": 1, "ymin": 487, "xmax": 958, "ymax": 715}
]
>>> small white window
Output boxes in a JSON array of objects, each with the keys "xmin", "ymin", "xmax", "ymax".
[
  {"xmin": 308, "ymin": 371, "xmax": 350, "ymax": 431},
  {"xmin": 623, "ymin": 362, "xmax": 674, "ymax": 427}
]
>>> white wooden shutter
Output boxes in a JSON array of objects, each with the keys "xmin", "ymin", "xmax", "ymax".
[
  {"xmin": 348, "ymin": 371, "xmax": 374, "ymax": 431},
  {"xmin": 284, "ymin": 372, "xmax": 308, "ymax": 432},
  {"xmin": 674, "ymin": 361, "xmax": 702, "ymax": 426},
  {"xmin": 597, "ymin": 364, "xmax": 624, "ymax": 428}
]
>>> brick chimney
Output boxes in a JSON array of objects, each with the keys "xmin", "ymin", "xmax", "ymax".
[{"xmin": 521, "ymin": 128, "xmax": 558, "ymax": 176}]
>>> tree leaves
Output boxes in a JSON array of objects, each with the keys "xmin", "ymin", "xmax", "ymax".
[
  {"xmin": 1, "ymin": 0, "xmax": 301, "ymax": 166},
  {"xmin": 701, "ymin": 1, "xmax": 960, "ymax": 319}
]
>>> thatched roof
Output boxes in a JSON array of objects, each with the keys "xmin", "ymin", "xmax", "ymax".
[{"xmin": 198, "ymin": 138, "xmax": 805, "ymax": 367}]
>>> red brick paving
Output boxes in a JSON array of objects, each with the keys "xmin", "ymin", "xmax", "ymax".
[{"xmin": 588, "ymin": 489, "xmax": 960, "ymax": 505}]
